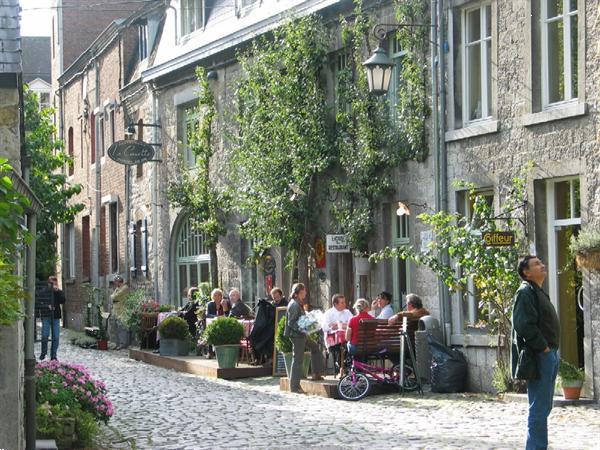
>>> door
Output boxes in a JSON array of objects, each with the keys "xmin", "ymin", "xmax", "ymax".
[{"xmin": 546, "ymin": 178, "xmax": 583, "ymax": 367}]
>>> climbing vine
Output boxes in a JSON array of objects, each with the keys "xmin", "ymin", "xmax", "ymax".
[
  {"xmin": 332, "ymin": 0, "xmax": 430, "ymax": 254},
  {"xmin": 233, "ymin": 16, "xmax": 334, "ymax": 284},
  {"xmin": 167, "ymin": 67, "xmax": 231, "ymax": 287}
]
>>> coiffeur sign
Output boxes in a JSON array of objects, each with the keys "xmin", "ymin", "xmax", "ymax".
[{"xmin": 482, "ymin": 231, "xmax": 515, "ymax": 247}]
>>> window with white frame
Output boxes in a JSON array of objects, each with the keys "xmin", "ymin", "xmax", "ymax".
[
  {"xmin": 391, "ymin": 205, "xmax": 410, "ymax": 310},
  {"xmin": 177, "ymin": 103, "xmax": 198, "ymax": 167},
  {"xmin": 63, "ymin": 222, "xmax": 75, "ymax": 279},
  {"xmin": 176, "ymin": 216, "xmax": 210, "ymax": 306},
  {"xmin": 108, "ymin": 202, "xmax": 119, "ymax": 274},
  {"xmin": 462, "ymin": 4, "xmax": 492, "ymax": 124},
  {"xmin": 387, "ymin": 36, "xmax": 407, "ymax": 119},
  {"xmin": 95, "ymin": 114, "xmax": 105, "ymax": 158},
  {"xmin": 138, "ymin": 21, "xmax": 148, "ymax": 60},
  {"xmin": 456, "ymin": 188, "xmax": 494, "ymax": 328},
  {"xmin": 540, "ymin": 0, "xmax": 579, "ymax": 107},
  {"xmin": 181, "ymin": 0, "xmax": 205, "ymax": 36}
]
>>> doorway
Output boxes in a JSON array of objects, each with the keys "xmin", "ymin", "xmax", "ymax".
[{"xmin": 546, "ymin": 178, "xmax": 583, "ymax": 368}]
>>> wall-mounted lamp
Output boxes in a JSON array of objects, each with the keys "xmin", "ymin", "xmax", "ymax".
[
  {"xmin": 289, "ymin": 183, "xmax": 306, "ymax": 201},
  {"xmin": 124, "ymin": 125, "xmax": 136, "ymax": 140},
  {"xmin": 206, "ymin": 70, "xmax": 218, "ymax": 80},
  {"xmin": 396, "ymin": 201, "xmax": 429, "ymax": 216}
]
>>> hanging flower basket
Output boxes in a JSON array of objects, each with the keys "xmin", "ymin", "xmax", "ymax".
[{"xmin": 575, "ymin": 249, "xmax": 600, "ymax": 270}]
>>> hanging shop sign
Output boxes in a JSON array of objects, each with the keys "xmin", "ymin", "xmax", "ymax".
[
  {"xmin": 482, "ymin": 231, "xmax": 515, "ymax": 247},
  {"xmin": 326, "ymin": 234, "xmax": 350, "ymax": 253},
  {"xmin": 107, "ymin": 140, "xmax": 155, "ymax": 165}
]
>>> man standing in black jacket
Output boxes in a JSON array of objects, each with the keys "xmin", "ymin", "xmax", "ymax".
[
  {"xmin": 512, "ymin": 255, "xmax": 560, "ymax": 450},
  {"xmin": 40, "ymin": 275, "xmax": 66, "ymax": 360}
]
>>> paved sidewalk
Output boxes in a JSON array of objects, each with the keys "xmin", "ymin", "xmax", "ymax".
[{"xmin": 41, "ymin": 333, "xmax": 600, "ymax": 450}]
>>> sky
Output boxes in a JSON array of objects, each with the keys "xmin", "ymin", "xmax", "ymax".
[{"xmin": 20, "ymin": 0, "xmax": 53, "ymax": 36}]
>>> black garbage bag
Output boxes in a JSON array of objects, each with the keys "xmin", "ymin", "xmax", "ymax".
[
  {"xmin": 249, "ymin": 299, "xmax": 276, "ymax": 359},
  {"xmin": 427, "ymin": 334, "xmax": 468, "ymax": 393}
]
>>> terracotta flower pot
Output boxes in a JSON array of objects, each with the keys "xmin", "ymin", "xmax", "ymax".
[
  {"xmin": 97, "ymin": 339, "xmax": 108, "ymax": 350},
  {"xmin": 562, "ymin": 379, "xmax": 583, "ymax": 400}
]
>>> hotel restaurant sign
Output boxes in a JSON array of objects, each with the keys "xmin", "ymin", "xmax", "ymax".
[{"xmin": 107, "ymin": 140, "xmax": 155, "ymax": 165}]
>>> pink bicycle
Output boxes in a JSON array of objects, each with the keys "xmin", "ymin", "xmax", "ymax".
[{"xmin": 337, "ymin": 353, "xmax": 420, "ymax": 401}]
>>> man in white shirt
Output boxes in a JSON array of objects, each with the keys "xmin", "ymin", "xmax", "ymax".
[
  {"xmin": 375, "ymin": 291, "xmax": 394, "ymax": 320},
  {"xmin": 322, "ymin": 293, "xmax": 353, "ymax": 335}
]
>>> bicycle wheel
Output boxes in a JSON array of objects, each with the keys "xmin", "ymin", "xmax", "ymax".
[
  {"xmin": 392, "ymin": 364, "xmax": 420, "ymax": 392},
  {"xmin": 337, "ymin": 372, "xmax": 371, "ymax": 400}
]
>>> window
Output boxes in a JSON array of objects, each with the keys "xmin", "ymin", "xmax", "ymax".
[
  {"xmin": 39, "ymin": 92, "xmax": 51, "ymax": 110},
  {"xmin": 334, "ymin": 51, "xmax": 351, "ymax": 113},
  {"xmin": 90, "ymin": 113, "xmax": 96, "ymax": 164},
  {"xmin": 540, "ymin": 0, "xmax": 579, "ymax": 107},
  {"xmin": 82, "ymin": 215, "xmax": 91, "ymax": 279},
  {"xmin": 181, "ymin": 0, "xmax": 205, "ymax": 36},
  {"xmin": 95, "ymin": 114, "xmax": 105, "ymax": 158},
  {"xmin": 235, "ymin": 0, "xmax": 259, "ymax": 16},
  {"xmin": 456, "ymin": 189, "xmax": 494, "ymax": 327},
  {"xmin": 138, "ymin": 21, "xmax": 148, "ymax": 61},
  {"xmin": 63, "ymin": 222, "xmax": 75, "ymax": 279},
  {"xmin": 175, "ymin": 216, "xmax": 210, "ymax": 306},
  {"xmin": 109, "ymin": 202, "xmax": 119, "ymax": 274},
  {"xmin": 109, "ymin": 108, "xmax": 115, "ymax": 145},
  {"xmin": 177, "ymin": 103, "xmax": 198, "ymax": 167},
  {"xmin": 391, "ymin": 205, "xmax": 410, "ymax": 310},
  {"xmin": 387, "ymin": 36, "xmax": 407, "ymax": 117},
  {"xmin": 136, "ymin": 119, "xmax": 144, "ymax": 178},
  {"xmin": 67, "ymin": 127, "xmax": 74, "ymax": 176}
]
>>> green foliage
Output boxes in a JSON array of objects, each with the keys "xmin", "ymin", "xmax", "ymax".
[
  {"xmin": 333, "ymin": 1, "xmax": 428, "ymax": 253},
  {"xmin": 116, "ymin": 288, "xmax": 146, "ymax": 332},
  {"xmin": 558, "ymin": 359, "xmax": 585, "ymax": 382},
  {"xmin": 167, "ymin": 68, "xmax": 230, "ymax": 286},
  {"xmin": 0, "ymin": 159, "xmax": 31, "ymax": 325},
  {"xmin": 67, "ymin": 329, "xmax": 98, "ymax": 349},
  {"xmin": 275, "ymin": 316, "xmax": 292, "ymax": 353},
  {"xmin": 159, "ymin": 304, "xmax": 176, "ymax": 312},
  {"xmin": 24, "ymin": 87, "xmax": 84, "ymax": 279},
  {"xmin": 157, "ymin": 316, "xmax": 190, "ymax": 340},
  {"xmin": 569, "ymin": 229, "xmax": 600, "ymax": 254},
  {"xmin": 233, "ymin": 15, "xmax": 334, "ymax": 271},
  {"xmin": 204, "ymin": 316, "xmax": 244, "ymax": 346}
]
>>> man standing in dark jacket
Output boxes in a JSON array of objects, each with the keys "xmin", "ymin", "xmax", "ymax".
[
  {"xmin": 40, "ymin": 275, "xmax": 66, "ymax": 360},
  {"xmin": 512, "ymin": 255, "xmax": 560, "ymax": 450}
]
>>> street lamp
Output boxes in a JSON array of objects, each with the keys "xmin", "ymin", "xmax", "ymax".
[{"xmin": 363, "ymin": 23, "xmax": 432, "ymax": 96}]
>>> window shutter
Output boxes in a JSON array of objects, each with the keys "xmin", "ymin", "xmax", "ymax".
[
  {"xmin": 129, "ymin": 221, "xmax": 137, "ymax": 278},
  {"xmin": 141, "ymin": 218, "xmax": 148, "ymax": 277}
]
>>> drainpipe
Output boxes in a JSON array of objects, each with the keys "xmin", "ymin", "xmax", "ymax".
[
  {"xmin": 437, "ymin": 0, "xmax": 451, "ymax": 342},
  {"xmin": 151, "ymin": 85, "xmax": 160, "ymax": 300},
  {"xmin": 94, "ymin": 60, "xmax": 102, "ymax": 292}
]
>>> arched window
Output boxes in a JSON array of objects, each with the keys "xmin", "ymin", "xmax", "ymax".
[{"xmin": 175, "ymin": 216, "xmax": 210, "ymax": 305}]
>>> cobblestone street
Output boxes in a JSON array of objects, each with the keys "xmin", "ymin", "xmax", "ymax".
[{"xmin": 44, "ymin": 335, "xmax": 600, "ymax": 450}]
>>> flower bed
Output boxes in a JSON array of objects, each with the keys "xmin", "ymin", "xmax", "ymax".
[{"xmin": 36, "ymin": 361, "xmax": 114, "ymax": 447}]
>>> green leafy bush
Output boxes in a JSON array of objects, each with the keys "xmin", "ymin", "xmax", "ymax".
[
  {"xmin": 558, "ymin": 359, "xmax": 585, "ymax": 382},
  {"xmin": 204, "ymin": 317, "xmax": 244, "ymax": 346},
  {"xmin": 37, "ymin": 403, "xmax": 98, "ymax": 448},
  {"xmin": 275, "ymin": 316, "xmax": 292, "ymax": 353},
  {"xmin": 158, "ymin": 316, "xmax": 191, "ymax": 340}
]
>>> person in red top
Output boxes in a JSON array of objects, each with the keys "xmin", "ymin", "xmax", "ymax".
[{"xmin": 345, "ymin": 299, "xmax": 372, "ymax": 355}]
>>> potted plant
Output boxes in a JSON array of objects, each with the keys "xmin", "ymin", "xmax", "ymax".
[
  {"xmin": 158, "ymin": 316, "xmax": 191, "ymax": 356},
  {"xmin": 275, "ymin": 316, "xmax": 311, "ymax": 379},
  {"xmin": 558, "ymin": 359, "xmax": 585, "ymax": 400},
  {"xmin": 96, "ymin": 308, "xmax": 110, "ymax": 351},
  {"xmin": 204, "ymin": 317, "xmax": 244, "ymax": 368},
  {"xmin": 570, "ymin": 229, "xmax": 600, "ymax": 270}
]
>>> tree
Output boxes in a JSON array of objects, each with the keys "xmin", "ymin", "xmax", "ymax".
[
  {"xmin": 233, "ymin": 16, "xmax": 335, "ymax": 285},
  {"xmin": 24, "ymin": 87, "xmax": 83, "ymax": 279},
  {"xmin": 371, "ymin": 175, "xmax": 530, "ymax": 391},
  {"xmin": 167, "ymin": 67, "xmax": 230, "ymax": 288}
]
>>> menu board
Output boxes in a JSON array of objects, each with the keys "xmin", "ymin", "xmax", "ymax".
[{"xmin": 272, "ymin": 306, "xmax": 288, "ymax": 376}]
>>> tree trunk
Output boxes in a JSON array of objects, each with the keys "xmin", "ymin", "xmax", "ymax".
[{"xmin": 209, "ymin": 245, "xmax": 218, "ymax": 288}]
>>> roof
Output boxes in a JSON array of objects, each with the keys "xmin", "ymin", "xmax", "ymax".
[
  {"xmin": 0, "ymin": 0, "xmax": 21, "ymax": 74},
  {"xmin": 22, "ymin": 37, "xmax": 51, "ymax": 83}
]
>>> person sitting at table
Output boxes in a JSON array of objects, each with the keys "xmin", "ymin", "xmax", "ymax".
[
  {"xmin": 368, "ymin": 291, "xmax": 393, "ymax": 319},
  {"xmin": 229, "ymin": 288, "xmax": 253, "ymax": 318},
  {"xmin": 346, "ymin": 299, "xmax": 372, "ymax": 356},
  {"xmin": 270, "ymin": 287, "xmax": 288, "ymax": 307},
  {"xmin": 323, "ymin": 293, "xmax": 353, "ymax": 376},
  {"xmin": 388, "ymin": 293, "xmax": 430, "ymax": 345},
  {"xmin": 206, "ymin": 288, "xmax": 225, "ymax": 318},
  {"xmin": 222, "ymin": 297, "xmax": 232, "ymax": 316},
  {"xmin": 180, "ymin": 286, "xmax": 200, "ymax": 336}
]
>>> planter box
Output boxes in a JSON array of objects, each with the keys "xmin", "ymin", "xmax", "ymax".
[
  {"xmin": 160, "ymin": 338, "xmax": 189, "ymax": 356},
  {"xmin": 215, "ymin": 344, "xmax": 240, "ymax": 368}
]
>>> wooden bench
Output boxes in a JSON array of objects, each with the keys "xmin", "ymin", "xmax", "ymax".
[{"xmin": 354, "ymin": 319, "xmax": 403, "ymax": 357}]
